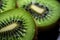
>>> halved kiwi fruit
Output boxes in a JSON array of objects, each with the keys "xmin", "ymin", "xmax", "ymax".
[
  {"xmin": 0, "ymin": 0, "xmax": 15, "ymax": 13},
  {"xmin": 0, "ymin": 8, "xmax": 35, "ymax": 40},
  {"xmin": 17, "ymin": 0, "xmax": 59, "ymax": 28}
]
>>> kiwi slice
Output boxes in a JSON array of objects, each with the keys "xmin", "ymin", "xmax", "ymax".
[
  {"xmin": 17, "ymin": 0, "xmax": 59, "ymax": 27},
  {"xmin": 0, "ymin": 0, "xmax": 15, "ymax": 13},
  {"xmin": 0, "ymin": 8, "xmax": 35, "ymax": 40}
]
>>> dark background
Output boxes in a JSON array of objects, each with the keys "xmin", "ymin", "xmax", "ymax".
[
  {"xmin": 38, "ymin": 19, "xmax": 60, "ymax": 40},
  {"xmin": 38, "ymin": 0, "xmax": 60, "ymax": 40},
  {"xmin": 57, "ymin": 0, "xmax": 60, "ymax": 3}
]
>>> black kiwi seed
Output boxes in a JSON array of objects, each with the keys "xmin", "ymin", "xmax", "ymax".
[
  {"xmin": 0, "ymin": 17, "xmax": 26, "ymax": 40},
  {"xmin": 0, "ymin": 0, "xmax": 15, "ymax": 13},
  {"xmin": 0, "ymin": 0, "xmax": 6, "ymax": 11},
  {"xmin": 0, "ymin": 8, "xmax": 35, "ymax": 40},
  {"xmin": 24, "ymin": 3, "xmax": 50, "ymax": 19},
  {"xmin": 17, "ymin": 0, "xmax": 59, "ymax": 27}
]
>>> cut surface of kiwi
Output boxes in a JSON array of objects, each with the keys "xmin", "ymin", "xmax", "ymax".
[
  {"xmin": 0, "ymin": 0, "xmax": 15, "ymax": 13},
  {"xmin": 0, "ymin": 8, "xmax": 35, "ymax": 40},
  {"xmin": 17, "ymin": 0, "xmax": 59, "ymax": 27}
]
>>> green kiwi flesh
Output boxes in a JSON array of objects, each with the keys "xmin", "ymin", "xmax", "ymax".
[
  {"xmin": 57, "ymin": 0, "xmax": 60, "ymax": 19},
  {"xmin": 0, "ymin": 8, "xmax": 35, "ymax": 40},
  {"xmin": 0, "ymin": 0, "xmax": 15, "ymax": 13},
  {"xmin": 17, "ymin": 0, "xmax": 59, "ymax": 27}
]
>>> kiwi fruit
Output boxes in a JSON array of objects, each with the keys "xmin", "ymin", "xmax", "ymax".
[
  {"xmin": 0, "ymin": 8, "xmax": 35, "ymax": 40},
  {"xmin": 0, "ymin": 0, "xmax": 15, "ymax": 13},
  {"xmin": 17, "ymin": 0, "xmax": 59, "ymax": 28}
]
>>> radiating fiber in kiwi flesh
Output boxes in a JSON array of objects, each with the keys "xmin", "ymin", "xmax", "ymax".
[
  {"xmin": 0, "ymin": 0, "xmax": 15, "ymax": 13},
  {"xmin": 0, "ymin": 8, "xmax": 35, "ymax": 40},
  {"xmin": 17, "ymin": 0, "xmax": 59, "ymax": 27}
]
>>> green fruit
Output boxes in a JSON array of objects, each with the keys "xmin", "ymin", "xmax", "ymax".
[
  {"xmin": 0, "ymin": 0, "xmax": 15, "ymax": 13},
  {"xmin": 0, "ymin": 8, "xmax": 35, "ymax": 40},
  {"xmin": 58, "ymin": 0, "xmax": 60, "ymax": 19},
  {"xmin": 17, "ymin": 0, "xmax": 59, "ymax": 28},
  {"xmin": 57, "ymin": 0, "xmax": 60, "ymax": 19}
]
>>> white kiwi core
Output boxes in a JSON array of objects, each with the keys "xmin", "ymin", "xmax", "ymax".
[
  {"xmin": 0, "ymin": 23, "xmax": 18, "ymax": 32},
  {"xmin": 30, "ymin": 4, "xmax": 45, "ymax": 14}
]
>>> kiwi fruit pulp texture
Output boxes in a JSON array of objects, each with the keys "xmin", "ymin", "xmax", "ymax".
[
  {"xmin": 17, "ymin": 0, "xmax": 59, "ymax": 27},
  {"xmin": 0, "ymin": 8, "xmax": 35, "ymax": 40},
  {"xmin": 0, "ymin": 0, "xmax": 15, "ymax": 13}
]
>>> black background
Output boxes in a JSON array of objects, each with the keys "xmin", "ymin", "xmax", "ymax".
[{"xmin": 57, "ymin": 0, "xmax": 60, "ymax": 3}]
